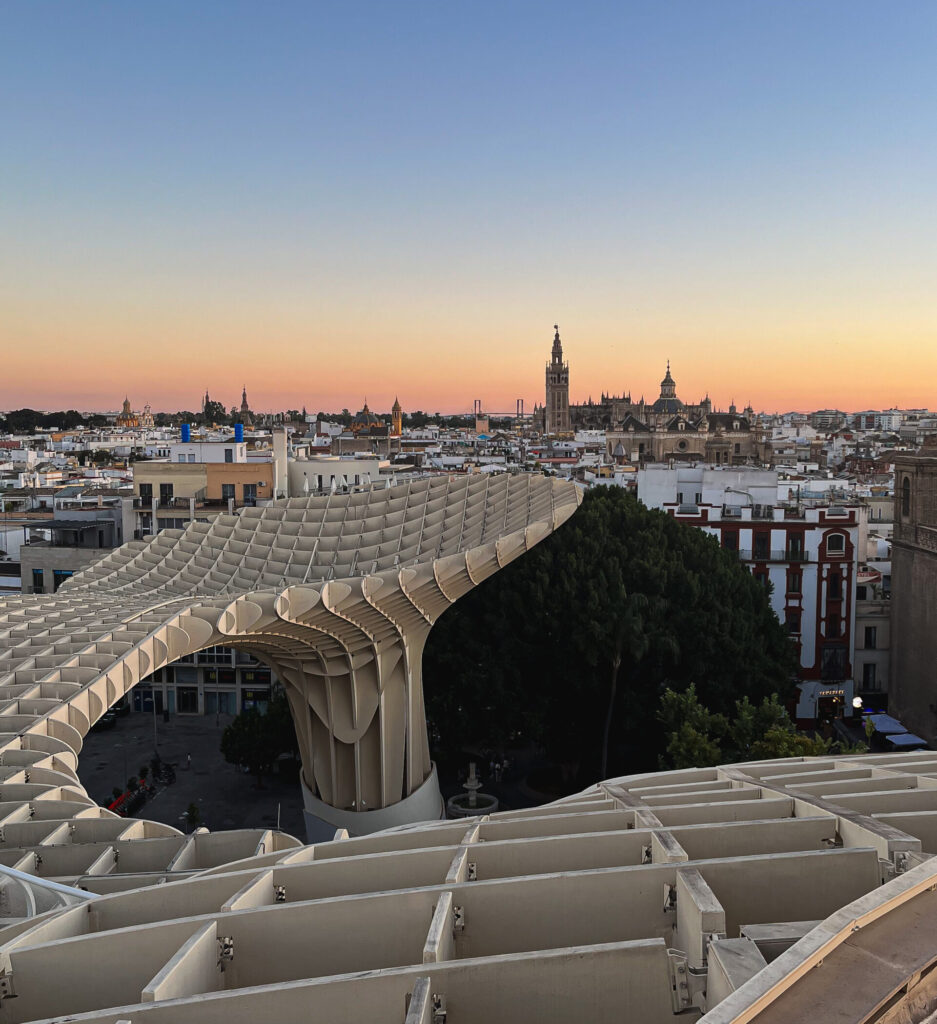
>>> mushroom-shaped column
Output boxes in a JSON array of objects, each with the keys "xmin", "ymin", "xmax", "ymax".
[{"xmin": 218, "ymin": 484, "xmax": 581, "ymax": 839}]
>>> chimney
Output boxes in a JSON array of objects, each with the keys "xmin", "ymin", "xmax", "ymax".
[{"xmin": 273, "ymin": 427, "xmax": 289, "ymax": 499}]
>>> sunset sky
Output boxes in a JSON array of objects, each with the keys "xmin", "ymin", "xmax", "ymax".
[{"xmin": 3, "ymin": 1, "xmax": 937, "ymax": 415}]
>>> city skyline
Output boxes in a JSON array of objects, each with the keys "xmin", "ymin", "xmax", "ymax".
[{"xmin": 4, "ymin": 2, "xmax": 937, "ymax": 412}]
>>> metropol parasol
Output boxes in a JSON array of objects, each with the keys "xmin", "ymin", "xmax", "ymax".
[{"xmin": 0, "ymin": 474, "xmax": 933, "ymax": 1023}]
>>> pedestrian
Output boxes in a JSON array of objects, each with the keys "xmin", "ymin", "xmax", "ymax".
[{"xmin": 186, "ymin": 752, "xmax": 192, "ymax": 770}]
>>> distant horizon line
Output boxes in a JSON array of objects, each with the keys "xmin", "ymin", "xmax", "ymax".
[{"xmin": 0, "ymin": 401, "xmax": 932, "ymax": 419}]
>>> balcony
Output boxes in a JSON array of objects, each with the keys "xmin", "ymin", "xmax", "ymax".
[
  {"xmin": 133, "ymin": 491, "xmax": 258, "ymax": 512},
  {"xmin": 737, "ymin": 549, "xmax": 810, "ymax": 563},
  {"xmin": 721, "ymin": 504, "xmax": 777, "ymax": 521}
]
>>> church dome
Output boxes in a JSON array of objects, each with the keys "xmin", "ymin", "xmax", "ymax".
[{"xmin": 352, "ymin": 402, "xmax": 383, "ymax": 429}]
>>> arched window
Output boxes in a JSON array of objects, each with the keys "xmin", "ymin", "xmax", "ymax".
[
  {"xmin": 902, "ymin": 476, "xmax": 911, "ymax": 518},
  {"xmin": 827, "ymin": 533, "xmax": 845, "ymax": 553}
]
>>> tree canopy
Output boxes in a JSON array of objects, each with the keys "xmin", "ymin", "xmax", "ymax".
[
  {"xmin": 220, "ymin": 692, "xmax": 298, "ymax": 784},
  {"xmin": 0, "ymin": 408, "xmax": 108, "ymax": 432},
  {"xmin": 659, "ymin": 684, "xmax": 865, "ymax": 767},
  {"xmin": 423, "ymin": 486, "xmax": 797, "ymax": 784}
]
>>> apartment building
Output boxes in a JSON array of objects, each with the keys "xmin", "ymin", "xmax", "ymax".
[
  {"xmin": 639, "ymin": 467, "xmax": 865, "ymax": 725},
  {"xmin": 133, "ymin": 441, "xmax": 275, "ymax": 532}
]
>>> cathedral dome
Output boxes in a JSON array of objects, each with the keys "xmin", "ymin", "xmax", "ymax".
[{"xmin": 651, "ymin": 360, "xmax": 683, "ymax": 414}]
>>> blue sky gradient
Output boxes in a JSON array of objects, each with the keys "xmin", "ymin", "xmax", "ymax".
[{"xmin": 3, "ymin": 2, "xmax": 936, "ymax": 412}]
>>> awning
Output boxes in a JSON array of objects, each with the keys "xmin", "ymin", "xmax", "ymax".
[
  {"xmin": 44, "ymin": 520, "xmax": 107, "ymax": 532},
  {"xmin": 866, "ymin": 713, "xmax": 908, "ymax": 735},
  {"xmin": 886, "ymin": 733, "xmax": 928, "ymax": 748}
]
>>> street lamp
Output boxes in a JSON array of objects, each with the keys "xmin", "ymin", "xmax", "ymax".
[{"xmin": 852, "ymin": 696, "xmax": 863, "ymax": 709}]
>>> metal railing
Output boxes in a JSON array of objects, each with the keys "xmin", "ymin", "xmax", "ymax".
[{"xmin": 737, "ymin": 549, "xmax": 810, "ymax": 563}]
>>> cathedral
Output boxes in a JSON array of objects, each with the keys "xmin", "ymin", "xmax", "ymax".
[
  {"xmin": 115, "ymin": 396, "xmax": 139, "ymax": 428},
  {"xmin": 533, "ymin": 326, "xmax": 760, "ymax": 465}
]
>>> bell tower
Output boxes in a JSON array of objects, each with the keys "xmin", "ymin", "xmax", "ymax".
[
  {"xmin": 545, "ymin": 324, "xmax": 570, "ymax": 433},
  {"xmin": 391, "ymin": 397, "xmax": 403, "ymax": 436}
]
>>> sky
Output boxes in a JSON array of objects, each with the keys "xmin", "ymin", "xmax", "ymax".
[{"xmin": 2, "ymin": 1, "xmax": 937, "ymax": 415}]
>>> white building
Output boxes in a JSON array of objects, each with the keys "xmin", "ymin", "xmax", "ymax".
[{"xmin": 639, "ymin": 468, "xmax": 865, "ymax": 725}]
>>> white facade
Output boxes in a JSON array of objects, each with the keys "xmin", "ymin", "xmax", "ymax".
[
  {"xmin": 169, "ymin": 441, "xmax": 248, "ymax": 464},
  {"xmin": 287, "ymin": 455, "xmax": 385, "ymax": 496},
  {"xmin": 637, "ymin": 466, "xmax": 779, "ymax": 511}
]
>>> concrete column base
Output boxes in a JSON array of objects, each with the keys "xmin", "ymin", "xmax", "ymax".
[{"xmin": 301, "ymin": 765, "xmax": 445, "ymax": 842}]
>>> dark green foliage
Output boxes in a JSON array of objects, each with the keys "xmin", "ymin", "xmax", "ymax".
[
  {"xmin": 220, "ymin": 691, "xmax": 299, "ymax": 784},
  {"xmin": 423, "ymin": 487, "xmax": 797, "ymax": 783},
  {"xmin": 659, "ymin": 685, "xmax": 866, "ymax": 767},
  {"xmin": 200, "ymin": 400, "xmax": 229, "ymax": 425},
  {"xmin": 0, "ymin": 409, "xmax": 107, "ymax": 432}
]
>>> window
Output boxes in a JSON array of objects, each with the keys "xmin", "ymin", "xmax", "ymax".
[
  {"xmin": 828, "ymin": 573, "xmax": 841, "ymax": 600},
  {"xmin": 828, "ymin": 613, "xmax": 840, "ymax": 636},
  {"xmin": 31, "ymin": 569, "xmax": 44, "ymax": 594},
  {"xmin": 177, "ymin": 687, "xmax": 199, "ymax": 714},
  {"xmin": 821, "ymin": 644, "xmax": 847, "ymax": 680},
  {"xmin": 221, "ymin": 483, "xmax": 236, "ymax": 502},
  {"xmin": 224, "ymin": 448, "xmax": 233, "ymax": 463},
  {"xmin": 827, "ymin": 533, "xmax": 845, "ymax": 553},
  {"xmin": 902, "ymin": 476, "xmax": 911, "ymax": 517},
  {"xmin": 243, "ymin": 483, "xmax": 257, "ymax": 506},
  {"xmin": 695, "ymin": 492, "xmax": 702, "ymax": 504},
  {"xmin": 755, "ymin": 571, "xmax": 769, "ymax": 588},
  {"xmin": 677, "ymin": 492, "xmax": 683, "ymax": 504},
  {"xmin": 856, "ymin": 585, "xmax": 867, "ymax": 601},
  {"xmin": 863, "ymin": 663, "xmax": 878, "ymax": 689},
  {"xmin": 785, "ymin": 611, "xmax": 801, "ymax": 635},
  {"xmin": 52, "ymin": 569, "xmax": 73, "ymax": 592},
  {"xmin": 754, "ymin": 534, "xmax": 770, "ymax": 560},
  {"xmin": 788, "ymin": 571, "xmax": 801, "ymax": 594},
  {"xmin": 864, "ymin": 626, "xmax": 877, "ymax": 649},
  {"xmin": 787, "ymin": 535, "xmax": 804, "ymax": 561},
  {"xmin": 177, "ymin": 454, "xmax": 186, "ymax": 463},
  {"xmin": 241, "ymin": 689, "xmax": 271, "ymax": 713},
  {"xmin": 139, "ymin": 483, "xmax": 153, "ymax": 504},
  {"xmin": 734, "ymin": 443, "xmax": 741, "ymax": 454},
  {"xmin": 723, "ymin": 532, "xmax": 738, "ymax": 552},
  {"xmin": 188, "ymin": 453, "xmax": 196, "ymax": 463},
  {"xmin": 159, "ymin": 482, "xmax": 174, "ymax": 506}
]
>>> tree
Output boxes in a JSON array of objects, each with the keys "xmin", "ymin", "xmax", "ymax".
[
  {"xmin": 658, "ymin": 684, "xmax": 728, "ymax": 769},
  {"xmin": 201, "ymin": 400, "xmax": 228, "ymax": 425},
  {"xmin": 423, "ymin": 487, "xmax": 797, "ymax": 784},
  {"xmin": 220, "ymin": 691, "xmax": 298, "ymax": 785},
  {"xmin": 658, "ymin": 686, "xmax": 867, "ymax": 768}
]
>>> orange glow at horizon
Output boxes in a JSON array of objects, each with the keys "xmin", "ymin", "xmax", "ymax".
[{"xmin": 3, "ymin": 316, "xmax": 935, "ymax": 416}]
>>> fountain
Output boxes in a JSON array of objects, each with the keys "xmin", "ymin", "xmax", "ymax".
[{"xmin": 446, "ymin": 761, "xmax": 499, "ymax": 818}]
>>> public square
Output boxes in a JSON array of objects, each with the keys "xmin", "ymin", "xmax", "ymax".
[{"xmin": 79, "ymin": 709, "xmax": 306, "ymax": 839}]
